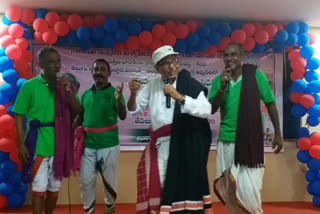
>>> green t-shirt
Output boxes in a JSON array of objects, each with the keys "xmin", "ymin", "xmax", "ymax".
[
  {"xmin": 208, "ymin": 69, "xmax": 276, "ymax": 142},
  {"xmin": 13, "ymin": 75, "xmax": 55, "ymax": 156},
  {"xmin": 82, "ymin": 85, "xmax": 126, "ymax": 149}
]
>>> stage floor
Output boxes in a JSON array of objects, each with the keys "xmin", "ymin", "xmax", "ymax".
[{"xmin": 0, "ymin": 202, "xmax": 319, "ymax": 214}]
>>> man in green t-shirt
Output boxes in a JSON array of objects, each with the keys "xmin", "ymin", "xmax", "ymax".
[
  {"xmin": 209, "ymin": 42, "xmax": 283, "ymax": 214},
  {"xmin": 13, "ymin": 47, "xmax": 82, "ymax": 214},
  {"xmin": 78, "ymin": 59, "xmax": 126, "ymax": 214}
]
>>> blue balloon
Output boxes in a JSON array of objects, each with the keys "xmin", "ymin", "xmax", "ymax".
[
  {"xmin": 57, "ymin": 36, "xmax": 68, "ymax": 45},
  {"xmin": 118, "ymin": 18, "xmax": 129, "ymax": 28},
  {"xmin": 79, "ymin": 40, "xmax": 92, "ymax": 50},
  {"xmin": 307, "ymin": 57, "xmax": 320, "ymax": 70},
  {"xmin": 308, "ymin": 105, "xmax": 320, "ymax": 118},
  {"xmin": 186, "ymin": 33, "xmax": 200, "ymax": 47},
  {"xmin": 0, "ymin": 56, "xmax": 14, "ymax": 72},
  {"xmin": 7, "ymin": 193, "xmax": 24, "ymax": 208},
  {"xmin": 273, "ymin": 42, "xmax": 286, "ymax": 53},
  {"xmin": 77, "ymin": 26, "xmax": 91, "ymax": 41},
  {"xmin": 0, "ymin": 93, "xmax": 10, "ymax": 105},
  {"xmin": 0, "ymin": 48, "xmax": 6, "ymax": 57},
  {"xmin": 230, "ymin": 21, "xmax": 243, "ymax": 31},
  {"xmin": 313, "ymin": 196, "xmax": 320, "ymax": 207},
  {"xmin": 0, "ymin": 170, "xmax": 8, "ymax": 183},
  {"xmin": 311, "ymin": 181, "xmax": 320, "ymax": 196},
  {"xmin": 8, "ymin": 171, "xmax": 21, "ymax": 184},
  {"xmin": 285, "ymin": 33, "xmax": 298, "ymax": 47},
  {"xmin": 308, "ymin": 80, "xmax": 320, "ymax": 93},
  {"xmin": 103, "ymin": 34, "xmax": 116, "ymax": 48},
  {"xmin": 174, "ymin": 40, "xmax": 187, "ymax": 53},
  {"xmin": 275, "ymin": 30, "xmax": 288, "ymax": 43},
  {"xmin": 291, "ymin": 104, "xmax": 307, "ymax": 117},
  {"xmin": 0, "ymin": 151, "xmax": 9, "ymax": 163},
  {"xmin": 104, "ymin": 18, "xmax": 119, "ymax": 33},
  {"xmin": 218, "ymin": 24, "xmax": 231, "ymax": 37},
  {"xmin": 197, "ymin": 39, "xmax": 210, "ymax": 51},
  {"xmin": 306, "ymin": 170, "xmax": 317, "ymax": 182},
  {"xmin": 23, "ymin": 30, "xmax": 33, "ymax": 40},
  {"xmin": 127, "ymin": 20, "xmax": 142, "ymax": 36},
  {"xmin": 91, "ymin": 26, "xmax": 105, "ymax": 41},
  {"xmin": 292, "ymin": 79, "xmax": 307, "ymax": 93},
  {"xmin": 297, "ymin": 33, "xmax": 310, "ymax": 47},
  {"xmin": 0, "ymin": 82, "xmax": 16, "ymax": 97},
  {"xmin": 1, "ymin": 160, "xmax": 16, "ymax": 175},
  {"xmin": 305, "ymin": 71, "xmax": 319, "ymax": 83},
  {"xmin": 308, "ymin": 117, "xmax": 320, "ymax": 127},
  {"xmin": 313, "ymin": 94, "xmax": 320, "ymax": 105},
  {"xmin": 36, "ymin": 8, "xmax": 48, "ymax": 19},
  {"xmin": 264, "ymin": 42, "xmax": 271, "ymax": 52},
  {"xmin": 299, "ymin": 22, "xmax": 309, "ymax": 34},
  {"xmin": 208, "ymin": 21, "xmax": 219, "ymax": 31},
  {"xmin": 66, "ymin": 31, "xmax": 79, "ymax": 44},
  {"xmin": 2, "ymin": 16, "xmax": 15, "ymax": 25},
  {"xmin": 114, "ymin": 29, "xmax": 129, "ymax": 43},
  {"xmin": 7, "ymin": 104, "xmax": 15, "ymax": 117},
  {"xmin": 317, "ymin": 169, "xmax": 320, "ymax": 179},
  {"xmin": 197, "ymin": 25, "xmax": 211, "ymax": 38},
  {"xmin": 0, "ymin": 182, "xmax": 14, "ymax": 196},
  {"xmin": 2, "ymin": 69, "xmax": 19, "ymax": 84},
  {"xmin": 185, "ymin": 45, "xmax": 196, "ymax": 54},
  {"xmin": 308, "ymin": 183, "xmax": 314, "ymax": 195},
  {"xmin": 286, "ymin": 22, "xmax": 299, "ymax": 34},
  {"xmin": 208, "ymin": 32, "xmax": 222, "ymax": 46},
  {"xmin": 308, "ymin": 159, "xmax": 320, "ymax": 171},
  {"xmin": 252, "ymin": 44, "xmax": 265, "ymax": 54},
  {"xmin": 140, "ymin": 20, "xmax": 153, "ymax": 31},
  {"xmin": 297, "ymin": 150, "xmax": 312, "ymax": 163},
  {"xmin": 301, "ymin": 45, "xmax": 314, "ymax": 59},
  {"xmin": 299, "ymin": 127, "xmax": 310, "ymax": 137},
  {"xmin": 15, "ymin": 182, "xmax": 28, "ymax": 194}
]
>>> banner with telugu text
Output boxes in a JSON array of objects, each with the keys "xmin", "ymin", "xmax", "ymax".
[{"xmin": 32, "ymin": 43, "xmax": 283, "ymax": 152}]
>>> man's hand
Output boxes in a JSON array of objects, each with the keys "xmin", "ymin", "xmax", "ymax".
[
  {"xmin": 115, "ymin": 83, "xmax": 124, "ymax": 102},
  {"xmin": 57, "ymin": 76, "xmax": 72, "ymax": 94},
  {"xmin": 272, "ymin": 134, "xmax": 283, "ymax": 154},
  {"xmin": 18, "ymin": 144, "xmax": 30, "ymax": 165},
  {"xmin": 221, "ymin": 69, "xmax": 232, "ymax": 88},
  {"xmin": 128, "ymin": 79, "xmax": 141, "ymax": 95},
  {"xmin": 163, "ymin": 84, "xmax": 184, "ymax": 102}
]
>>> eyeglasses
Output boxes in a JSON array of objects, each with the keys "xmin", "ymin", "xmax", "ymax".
[{"xmin": 158, "ymin": 58, "xmax": 179, "ymax": 69}]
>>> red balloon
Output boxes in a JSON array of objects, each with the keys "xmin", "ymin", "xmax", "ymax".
[
  {"xmin": 254, "ymin": 30, "xmax": 269, "ymax": 44},
  {"xmin": 310, "ymin": 133, "xmax": 320, "ymax": 145},
  {"xmin": 54, "ymin": 21, "xmax": 70, "ymax": 37},
  {"xmin": 308, "ymin": 32, "xmax": 316, "ymax": 45},
  {"xmin": 0, "ymin": 105, "xmax": 7, "ymax": 117},
  {"xmin": 22, "ymin": 50, "xmax": 33, "ymax": 62},
  {"xmin": 8, "ymin": 24, "xmax": 24, "ymax": 38},
  {"xmin": 206, "ymin": 46, "xmax": 219, "ymax": 56},
  {"xmin": 45, "ymin": 11, "xmax": 60, "ymax": 27},
  {"xmin": 264, "ymin": 24, "xmax": 278, "ymax": 38},
  {"xmin": 231, "ymin": 29, "xmax": 247, "ymax": 43},
  {"xmin": 290, "ymin": 71, "xmax": 304, "ymax": 81},
  {"xmin": 290, "ymin": 57, "xmax": 307, "ymax": 70},
  {"xmin": 34, "ymin": 31, "xmax": 44, "ymax": 43},
  {"xmin": 162, "ymin": 32, "xmax": 176, "ymax": 46},
  {"xmin": 60, "ymin": 14, "xmax": 69, "ymax": 21},
  {"xmin": 5, "ymin": 44, "xmax": 22, "ymax": 60},
  {"xmin": 275, "ymin": 23, "xmax": 285, "ymax": 31},
  {"xmin": 126, "ymin": 36, "xmax": 140, "ymax": 51},
  {"xmin": 299, "ymin": 94, "xmax": 315, "ymax": 108},
  {"xmin": 285, "ymin": 46, "xmax": 294, "ymax": 53},
  {"xmin": 164, "ymin": 21, "xmax": 177, "ymax": 32},
  {"xmin": 254, "ymin": 23, "xmax": 264, "ymax": 32},
  {"xmin": 242, "ymin": 24, "xmax": 255, "ymax": 37},
  {"xmin": 150, "ymin": 39, "xmax": 163, "ymax": 51},
  {"xmin": 83, "ymin": 16, "xmax": 94, "ymax": 28},
  {"xmin": 0, "ymin": 194, "xmax": 7, "ymax": 209},
  {"xmin": 33, "ymin": 18, "xmax": 49, "ymax": 33},
  {"xmin": 21, "ymin": 8, "xmax": 35, "ymax": 24},
  {"xmin": 19, "ymin": 72, "xmax": 33, "ymax": 80},
  {"xmin": 290, "ymin": 92, "xmax": 304, "ymax": 103},
  {"xmin": 15, "ymin": 37, "xmax": 29, "ymax": 50},
  {"xmin": 219, "ymin": 37, "xmax": 232, "ymax": 50},
  {"xmin": 0, "ymin": 35, "xmax": 15, "ymax": 48},
  {"xmin": 186, "ymin": 20, "xmax": 199, "ymax": 33},
  {"xmin": 67, "ymin": 14, "xmax": 83, "ymax": 31},
  {"xmin": 152, "ymin": 24, "xmax": 166, "ymax": 39},
  {"xmin": 297, "ymin": 137, "xmax": 312, "ymax": 150},
  {"xmin": 114, "ymin": 43, "xmax": 126, "ymax": 51},
  {"xmin": 0, "ymin": 137, "xmax": 16, "ymax": 153},
  {"xmin": 139, "ymin": 31, "xmax": 152, "ymax": 47},
  {"xmin": 288, "ymin": 49, "xmax": 301, "ymax": 60},
  {"xmin": 94, "ymin": 15, "xmax": 107, "ymax": 27},
  {"xmin": 14, "ymin": 59, "xmax": 30, "ymax": 74},
  {"xmin": 243, "ymin": 37, "xmax": 256, "ymax": 51},
  {"xmin": 5, "ymin": 6, "xmax": 21, "ymax": 22},
  {"xmin": 0, "ymin": 25, "xmax": 9, "ymax": 37},
  {"xmin": 0, "ymin": 114, "xmax": 15, "ymax": 131},
  {"xmin": 9, "ymin": 151, "xmax": 21, "ymax": 171},
  {"xmin": 42, "ymin": 29, "xmax": 58, "ymax": 45},
  {"xmin": 174, "ymin": 24, "xmax": 189, "ymax": 39},
  {"xmin": 309, "ymin": 145, "xmax": 320, "ymax": 159}
]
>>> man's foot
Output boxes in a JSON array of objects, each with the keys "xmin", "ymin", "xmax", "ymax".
[
  {"xmin": 88, "ymin": 209, "xmax": 95, "ymax": 214},
  {"xmin": 104, "ymin": 206, "xmax": 115, "ymax": 214}
]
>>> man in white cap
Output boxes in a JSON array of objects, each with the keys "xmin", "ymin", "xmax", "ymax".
[{"xmin": 128, "ymin": 45, "xmax": 213, "ymax": 214}]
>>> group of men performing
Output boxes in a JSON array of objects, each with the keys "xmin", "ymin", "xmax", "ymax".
[{"xmin": 13, "ymin": 42, "xmax": 283, "ymax": 214}]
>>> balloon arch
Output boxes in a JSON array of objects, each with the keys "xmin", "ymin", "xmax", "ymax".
[{"xmin": 0, "ymin": 5, "xmax": 319, "ymax": 208}]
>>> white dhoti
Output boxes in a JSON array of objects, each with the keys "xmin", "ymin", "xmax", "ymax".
[{"xmin": 214, "ymin": 141, "xmax": 264, "ymax": 214}]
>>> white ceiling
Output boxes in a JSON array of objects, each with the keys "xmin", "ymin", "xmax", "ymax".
[{"xmin": 1, "ymin": 0, "xmax": 320, "ymax": 27}]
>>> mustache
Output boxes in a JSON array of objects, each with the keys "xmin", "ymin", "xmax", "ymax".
[{"xmin": 94, "ymin": 74, "xmax": 104, "ymax": 78}]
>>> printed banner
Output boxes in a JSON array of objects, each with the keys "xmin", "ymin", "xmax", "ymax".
[{"xmin": 32, "ymin": 44, "xmax": 283, "ymax": 152}]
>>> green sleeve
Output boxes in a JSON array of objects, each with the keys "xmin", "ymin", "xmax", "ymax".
[
  {"xmin": 256, "ymin": 69, "xmax": 276, "ymax": 104},
  {"xmin": 208, "ymin": 74, "xmax": 222, "ymax": 101},
  {"xmin": 12, "ymin": 83, "xmax": 31, "ymax": 116}
]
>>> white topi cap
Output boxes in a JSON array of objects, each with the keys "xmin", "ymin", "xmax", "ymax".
[{"xmin": 152, "ymin": 45, "xmax": 178, "ymax": 65}]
